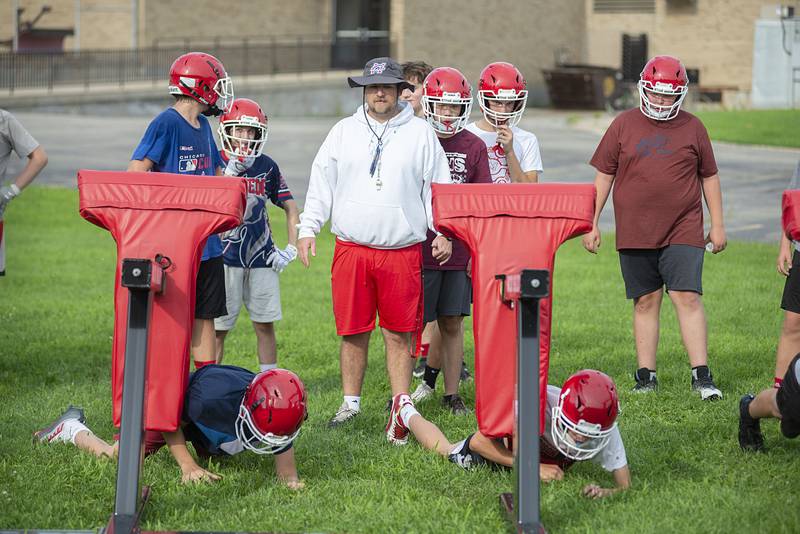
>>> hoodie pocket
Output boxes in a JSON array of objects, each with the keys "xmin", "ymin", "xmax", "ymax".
[{"xmin": 336, "ymin": 198, "xmax": 417, "ymax": 247}]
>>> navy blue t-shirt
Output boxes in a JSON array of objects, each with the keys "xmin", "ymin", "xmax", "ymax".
[
  {"xmin": 131, "ymin": 108, "xmax": 225, "ymax": 260},
  {"xmin": 221, "ymin": 152, "xmax": 294, "ymax": 268},
  {"xmin": 182, "ymin": 364, "xmax": 291, "ymax": 456}
]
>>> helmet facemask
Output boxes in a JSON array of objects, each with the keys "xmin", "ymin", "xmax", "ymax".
[
  {"xmin": 219, "ymin": 117, "xmax": 268, "ymax": 159},
  {"xmin": 638, "ymin": 80, "xmax": 687, "ymax": 121},
  {"xmin": 212, "ymin": 76, "xmax": 235, "ymax": 114},
  {"xmin": 479, "ymin": 89, "xmax": 527, "ymax": 128},
  {"xmin": 422, "ymin": 92, "xmax": 472, "ymax": 135},
  {"xmin": 235, "ymin": 402, "xmax": 300, "ymax": 455},
  {"xmin": 550, "ymin": 389, "xmax": 615, "ymax": 461}
]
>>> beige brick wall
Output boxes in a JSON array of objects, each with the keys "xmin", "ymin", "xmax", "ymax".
[
  {"xmin": 585, "ymin": 0, "xmax": 799, "ymax": 91},
  {"xmin": 391, "ymin": 0, "xmax": 586, "ymax": 104}
]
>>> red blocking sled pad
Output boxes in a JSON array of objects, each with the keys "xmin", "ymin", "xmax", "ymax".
[
  {"xmin": 432, "ymin": 183, "xmax": 595, "ymax": 438},
  {"xmin": 783, "ymin": 190, "xmax": 800, "ymax": 240},
  {"xmin": 78, "ymin": 170, "xmax": 245, "ymax": 431}
]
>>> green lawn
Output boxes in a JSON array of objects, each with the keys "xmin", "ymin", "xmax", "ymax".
[
  {"xmin": 1, "ymin": 188, "xmax": 799, "ymax": 533},
  {"xmin": 694, "ymin": 109, "xmax": 800, "ymax": 148}
]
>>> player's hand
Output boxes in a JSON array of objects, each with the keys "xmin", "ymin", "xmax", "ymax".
[
  {"xmin": 582, "ymin": 484, "xmax": 615, "ymax": 499},
  {"xmin": 0, "ymin": 184, "xmax": 20, "ymax": 215},
  {"xmin": 495, "ymin": 125, "xmax": 514, "ymax": 153},
  {"xmin": 223, "ymin": 153, "xmax": 256, "ymax": 176},
  {"xmin": 432, "ymin": 235, "xmax": 452, "ymax": 265},
  {"xmin": 181, "ymin": 465, "xmax": 222, "ymax": 484},
  {"xmin": 271, "ymin": 244, "xmax": 298, "ymax": 273},
  {"xmin": 778, "ymin": 240, "xmax": 793, "ymax": 276},
  {"xmin": 582, "ymin": 226, "xmax": 601, "ymax": 254},
  {"xmin": 540, "ymin": 463, "xmax": 564, "ymax": 482},
  {"xmin": 705, "ymin": 226, "xmax": 727, "ymax": 254},
  {"xmin": 297, "ymin": 237, "xmax": 316, "ymax": 268}
]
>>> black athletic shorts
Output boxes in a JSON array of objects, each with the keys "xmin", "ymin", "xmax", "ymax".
[
  {"xmin": 195, "ymin": 256, "xmax": 227, "ymax": 319},
  {"xmin": 423, "ymin": 269, "xmax": 472, "ymax": 323},
  {"xmin": 777, "ymin": 353, "xmax": 800, "ymax": 439},
  {"xmin": 619, "ymin": 244, "xmax": 704, "ymax": 300},
  {"xmin": 781, "ymin": 250, "xmax": 800, "ymax": 314}
]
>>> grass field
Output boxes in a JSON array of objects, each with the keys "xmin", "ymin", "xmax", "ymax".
[
  {"xmin": 694, "ymin": 109, "xmax": 800, "ymax": 149},
  {"xmin": 1, "ymin": 187, "xmax": 799, "ymax": 533}
]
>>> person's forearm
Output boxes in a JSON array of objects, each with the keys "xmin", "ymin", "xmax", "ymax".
[
  {"xmin": 612, "ymin": 465, "xmax": 631, "ymax": 490},
  {"xmin": 285, "ymin": 201, "xmax": 300, "ymax": 246},
  {"xmin": 470, "ymin": 432, "xmax": 513, "ymax": 467},
  {"xmin": 275, "ymin": 447, "xmax": 299, "ymax": 480},
  {"xmin": 163, "ymin": 429, "xmax": 199, "ymax": 473},
  {"xmin": 593, "ymin": 172, "xmax": 614, "ymax": 225},
  {"xmin": 14, "ymin": 147, "xmax": 47, "ymax": 190},
  {"xmin": 506, "ymin": 151, "xmax": 529, "ymax": 183},
  {"xmin": 702, "ymin": 175, "xmax": 724, "ymax": 229}
]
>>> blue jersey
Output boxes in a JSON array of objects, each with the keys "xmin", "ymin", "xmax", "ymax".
[
  {"xmin": 182, "ymin": 364, "xmax": 291, "ymax": 456},
  {"xmin": 131, "ymin": 108, "xmax": 225, "ymax": 260},
  {"xmin": 220, "ymin": 153, "xmax": 294, "ymax": 268}
]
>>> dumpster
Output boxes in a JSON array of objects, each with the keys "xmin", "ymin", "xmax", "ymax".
[{"xmin": 542, "ymin": 64, "xmax": 624, "ymax": 110}]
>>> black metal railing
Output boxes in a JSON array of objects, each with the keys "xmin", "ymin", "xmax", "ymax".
[{"xmin": 0, "ymin": 35, "xmax": 391, "ymax": 93}]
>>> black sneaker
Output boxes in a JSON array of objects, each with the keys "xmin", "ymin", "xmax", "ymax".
[
  {"xmin": 413, "ymin": 357, "xmax": 427, "ymax": 379},
  {"xmin": 442, "ymin": 394, "xmax": 471, "ymax": 416},
  {"xmin": 632, "ymin": 368, "xmax": 658, "ymax": 393},
  {"xmin": 459, "ymin": 362, "xmax": 473, "ymax": 383},
  {"xmin": 691, "ymin": 368, "xmax": 722, "ymax": 400},
  {"xmin": 738, "ymin": 394, "xmax": 765, "ymax": 452}
]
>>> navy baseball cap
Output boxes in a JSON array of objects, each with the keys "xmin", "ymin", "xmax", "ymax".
[{"xmin": 348, "ymin": 57, "xmax": 414, "ymax": 91}]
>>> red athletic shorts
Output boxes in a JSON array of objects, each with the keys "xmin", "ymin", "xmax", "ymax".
[{"xmin": 331, "ymin": 239, "xmax": 423, "ymax": 336}]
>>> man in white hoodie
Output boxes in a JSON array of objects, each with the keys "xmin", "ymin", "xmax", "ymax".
[{"xmin": 296, "ymin": 57, "xmax": 452, "ymax": 443}]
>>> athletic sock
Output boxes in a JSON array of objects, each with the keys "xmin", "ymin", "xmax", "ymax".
[
  {"xmin": 774, "ymin": 376, "xmax": 783, "ymax": 389},
  {"xmin": 424, "ymin": 366, "xmax": 441, "ymax": 389},
  {"xmin": 419, "ymin": 343, "xmax": 430, "ymax": 357},
  {"xmin": 194, "ymin": 360, "xmax": 214, "ymax": 370},
  {"xmin": 635, "ymin": 367, "xmax": 656, "ymax": 382},
  {"xmin": 344, "ymin": 395, "xmax": 361, "ymax": 412},
  {"xmin": 399, "ymin": 401, "xmax": 419, "ymax": 427},
  {"xmin": 692, "ymin": 365, "xmax": 710, "ymax": 381},
  {"xmin": 260, "ymin": 363, "xmax": 278, "ymax": 372},
  {"xmin": 61, "ymin": 419, "xmax": 90, "ymax": 445}
]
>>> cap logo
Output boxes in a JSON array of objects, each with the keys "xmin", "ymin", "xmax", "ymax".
[{"xmin": 370, "ymin": 62, "xmax": 387, "ymax": 75}]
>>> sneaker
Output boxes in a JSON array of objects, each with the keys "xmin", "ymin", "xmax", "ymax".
[
  {"xmin": 738, "ymin": 394, "xmax": 765, "ymax": 452},
  {"xmin": 413, "ymin": 357, "xmax": 427, "ymax": 379},
  {"xmin": 386, "ymin": 394, "xmax": 412, "ymax": 445},
  {"xmin": 459, "ymin": 362, "xmax": 473, "ymax": 383},
  {"xmin": 632, "ymin": 368, "xmax": 658, "ymax": 393},
  {"xmin": 692, "ymin": 369, "xmax": 722, "ymax": 400},
  {"xmin": 33, "ymin": 405, "xmax": 86, "ymax": 444},
  {"xmin": 442, "ymin": 394, "xmax": 471, "ymax": 416},
  {"xmin": 411, "ymin": 382, "xmax": 435, "ymax": 403},
  {"xmin": 328, "ymin": 402, "xmax": 359, "ymax": 428}
]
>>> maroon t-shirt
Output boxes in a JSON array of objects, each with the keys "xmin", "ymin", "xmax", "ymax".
[
  {"xmin": 423, "ymin": 129, "xmax": 492, "ymax": 270},
  {"xmin": 589, "ymin": 109, "xmax": 719, "ymax": 250}
]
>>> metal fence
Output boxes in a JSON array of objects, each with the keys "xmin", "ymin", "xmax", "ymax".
[{"xmin": 0, "ymin": 35, "xmax": 392, "ymax": 93}]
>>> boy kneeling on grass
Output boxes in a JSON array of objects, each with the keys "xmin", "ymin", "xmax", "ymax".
[
  {"xmin": 387, "ymin": 369, "xmax": 631, "ymax": 498},
  {"xmin": 33, "ymin": 365, "xmax": 307, "ymax": 489}
]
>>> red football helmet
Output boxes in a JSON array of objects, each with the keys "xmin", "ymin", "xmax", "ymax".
[
  {"xmin": 477, "ymin": 62, "xmax": 528, "ymax": 128},
  {"xmin": 638, "ymin": 55, "xmax": 688, "ymax": 121},
  {"xmin": 168, "ymin": 52, "xmax": 234, "ymax": 116},
  {"xmin": 218, "ymin": 98, "xmax": 269, "ymax": 159},
  {"xmin": 235, "ymin": 369, "xmax": 307, "ymax": 455},
  {"xmin": 551, "ymin": 370, "xmax": 619, "ymax": 461},
  {"xmin": 422, "ymin": 67, "xmax": 473, "ymax": 135}
]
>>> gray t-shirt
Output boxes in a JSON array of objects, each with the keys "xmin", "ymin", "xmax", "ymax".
[{"xmin": 0, "ymin": 110, "xmax": 39, "ymax": 182}]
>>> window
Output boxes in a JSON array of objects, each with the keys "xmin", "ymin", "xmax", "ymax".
[{"xmin": 593, "ymin": 0, "xmax": 656, "ymax": 14}]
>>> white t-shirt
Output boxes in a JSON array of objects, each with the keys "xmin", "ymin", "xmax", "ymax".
[
  {"xmin": 465, "ymin": 122, "xmax": 543, "ymax": 184},
  {"xmin": 542, "ymin": 385, "xmax": 628, "ymax": 472}
]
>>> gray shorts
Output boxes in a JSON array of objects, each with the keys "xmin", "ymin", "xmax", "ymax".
[
  {"xmin": 619, "ymin": 244, "xmax": 704, "ymax": 300},
  {"xmin": 423, "ymin": 269, "xmax": 472, "ymax": 323},
  {"xmin": 214, "ymin": 265, "xmax": 282, "ymax": 330}
]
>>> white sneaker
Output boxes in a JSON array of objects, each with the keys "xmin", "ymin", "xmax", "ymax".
[
  {"xmin": 33, "ymin": 405, "xmax": 86, "ymax": 444},
  {"xmin": 411, "ymin": 382, "xmax": 434, "ymax": 403},
  {"xmin": 327, "ymin": 402, "xmax": 360, "ymax": 428}
]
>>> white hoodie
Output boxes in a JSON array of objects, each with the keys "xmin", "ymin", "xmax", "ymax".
[{"xmin": 298, "ymin": 101, "xmax": 452, "ymax": 249}]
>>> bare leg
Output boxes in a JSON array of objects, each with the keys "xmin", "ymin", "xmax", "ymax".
[
  {"xmin": 74, "ymin": 430, "xmax": 118, "ymax": 459},
  {"xmin": 382, "ymin": 328, "xmax": 413, "ymax": 395},
  {"xmin": 776, "ymin": 311, "xmax": 800, "ymax": 377},
  {"xmin": 438, "ymin": 315, "xmax": 465, "ymax": 396},
  {"xmin": 426, "ymin": 321, "xmax": 443, "ymax": 369},
  {"xmin": 407, "ymin": 414, "xmax": 454, "ymax": 456},
  {"xmin": 341, "ymin": 332, "xmax": 371, "ymax": 396},
  {"xmin": 214, "ymin": 329, "xmax": 228, "ymax": 364},
  {"xmin": 192, "ymin": 318, "xmax": 217, "ymax": 365},
  {"xmin": 633, "ymin": 289, "xmax": 663, "ymax": 370},
  {"xmin": 748, "ymin": 388, "xmax": 782, "ymax": 419},
  {"xmin": 253, "ymin": 322, "xmax": 277, "ymax": 366},
  {"xmin": 668, "ymin": 290, "xmax": 707, "ymax": 367}
]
